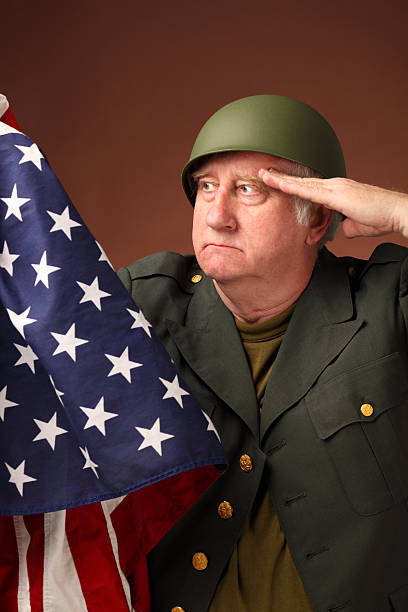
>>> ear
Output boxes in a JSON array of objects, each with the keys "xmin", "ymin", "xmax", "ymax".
[{"xmin": 305, "ymin": 206, "xmax": 333, "ymax": 246}]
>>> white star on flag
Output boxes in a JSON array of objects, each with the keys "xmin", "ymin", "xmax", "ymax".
[
  {"xmin": 31, "ymin": 251, "xmax": 60, "ymax": 287},
  {"xmin": 1, "ymin": 184, "xmax": 31, "ymax": 221},
  {"xmin": 80, "ymin": 446, "xmax": 99, "ymax": 478},
  {"xmin": 80, "ymin": 397, "xmax": 118, "ymax": 436},
  {"xmin": 0, "ymin": 241, "xmax": 19, "ymax": 276},
  {"xmin": 47, "ymin": 206, "xmax": 81, "ymax": 240},
  {"xmin": 15, "ymin": 143, "xmax": 44, "ymax": 170},
  {"xmin": 13, "ymin": 343, "xmax": 38, "ymax": 373},
  {"xmin": 7, "ymin": 306, "xmax": 36, "ymax": 339},
  {"xmin": 202, "ymin": 410, "xmax": 221, "ymax": 442},
  {"xmin": 159, "ymin": 374, "xmax": 190, "ymax": 408},
  {"xmin": 51, "ymin": 323, "xmax": 88, "ymax": 361},
  {"xmin": 127, "ymin": 308, "xmax": 152, "ymax": 337},
  {"xmin": 96, "ymin": 241, "xmax": 113, "ymax": 268},
  {"xmin": 49, "ymin": 375, "xmax": 64, "ymax": 405},
  {"xmin": 5, "ymin": 460, "xmax": 37, "ymax": 496},
  {"xmin": 33, "ymin": 412, "xmax": 68, "ymax": 450},
  {"xmin": 0, "ymin": 386, "xmax": 18, "ymax": 422},
  {"xmin": 105, "ymin": 347, "xmax": 142, "ymax": 383},
  {"xmin": 135, "ymin": 417, "xmax": 174, "ymax": 456},
  {"xmin": 77, "ymin": 276, "xmax": 111, "ymax": 310}
]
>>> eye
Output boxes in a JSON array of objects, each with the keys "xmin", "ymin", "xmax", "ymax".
[
  {"xmin": 198, "ymin": 180, "xmax": 216, "ymax": 193},
  {"xmin": 237, "ymin": 182, "xmax": 267, "ymax": 205},
  {"xmin": 239, "ymin": 184, "xmax": 256, "ymax": 195}
]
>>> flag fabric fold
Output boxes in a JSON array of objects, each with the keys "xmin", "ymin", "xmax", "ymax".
[
  {"xmin": 0, "ymin": 98, "xmax": 226, "ymax": 611},
  {"xmin": 0, "ymin": 95, "xmax": 19, "ymax": 131}
]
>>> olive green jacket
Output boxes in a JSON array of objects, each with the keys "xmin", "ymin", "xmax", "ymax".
[{"xmin": 118, "ymin": 244, "xmax": 408, "ymax": 612}]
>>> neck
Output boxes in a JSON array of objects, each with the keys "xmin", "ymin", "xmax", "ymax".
[{"xmin": 212, "ymin": 255, "xmax": 317, "ymax": 324}]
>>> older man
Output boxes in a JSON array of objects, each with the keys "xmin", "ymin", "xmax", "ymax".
[{"xmin": 118, "ymin": 95, "xmax": 408, "ymax": 612}]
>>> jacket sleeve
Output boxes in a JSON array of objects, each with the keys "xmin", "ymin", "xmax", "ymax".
[
  {"xmin": 399, "ymin": 251, "xmax": 408, "ymax": 337},
  {"xmin": 117, "ymin": 266, "xmax": 132, "ymax": 293}
]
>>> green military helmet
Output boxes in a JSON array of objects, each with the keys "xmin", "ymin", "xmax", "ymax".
[{"xmin": 182, "ymin": 94, "xmax": 346, "ymax": 205}]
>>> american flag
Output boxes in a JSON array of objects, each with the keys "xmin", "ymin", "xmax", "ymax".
[{"xmin": 0, "ymin": 97, "xmax": 225, "ymax": 610}]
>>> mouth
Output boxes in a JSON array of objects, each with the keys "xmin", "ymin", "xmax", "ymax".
[{"xmin": 205, "ymin": 243, "xmax": 239, "ymax": 250}]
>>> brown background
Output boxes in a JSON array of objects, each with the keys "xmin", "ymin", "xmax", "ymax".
[{"xmin": 2, "ymin": 0, "xmax": 408, "ymax": 269}]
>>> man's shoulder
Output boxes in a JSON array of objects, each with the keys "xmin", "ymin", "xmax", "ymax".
[
  {"xmin": 116, "ymin": 252, "xmax": 209, "ymax": 330},
  {"xmin": 364, "ymin": 242, "xmax": 408, "ymax": 264},
  {"xmin": 117, "ymin": 251, "xmax": 202, "ymax": 293},
  {"xmin": 325, "ymin": 242, "xmax": 408, "ymax": 279}
]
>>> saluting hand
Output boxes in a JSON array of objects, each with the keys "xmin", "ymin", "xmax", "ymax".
[{"xmin": 259, "ymin": 168, "xmax": 408, "ymax": 239}]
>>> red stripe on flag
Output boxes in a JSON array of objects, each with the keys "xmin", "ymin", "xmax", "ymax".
[
  {"xmin": 0, "ymin": 517, "xmax": 19, "ymax": 612},
  {"xmin": 24, "ymin": 514, "xmax": 45, "ymax": 612},
  {"xmin": 65, "ymin": 504, "xmax": 131, "ymax": 612},
  {"xmin": 0, "ymin": 107, "xmax": 20, "ymax": 130},
  {"xmin": 111, "ymin": 465, "xmax": 219, "ymax": 612}
]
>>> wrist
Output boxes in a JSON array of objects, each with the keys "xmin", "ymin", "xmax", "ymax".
[{"xmin": 394, "ymin": 192, "xmax": 408, "ymax": 238}]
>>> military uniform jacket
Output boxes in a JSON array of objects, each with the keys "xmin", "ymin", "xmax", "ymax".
[{"xmin": 118, "ymin": 244, "xmax": 408, "ymax": 612}]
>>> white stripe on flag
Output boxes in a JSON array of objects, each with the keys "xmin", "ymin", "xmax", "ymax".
[
  {"xmin": 43, "ymin": 511, "xmax": 88, "ymax": 612},
  {"xmin": 101, "ymin": 498, "xmax": 133, "ymax": 612},
  {"xmin": 12, "ymin": 515, "xmax": 32, "ymax": 612},
  {"xmin": 101, "ymin": 495, "xmax": 133, "ymax": 612}
]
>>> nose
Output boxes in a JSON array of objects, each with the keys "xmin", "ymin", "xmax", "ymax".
[{"xmin": 206, "ymin": 187, "xmax": 237, "ymax": 231}]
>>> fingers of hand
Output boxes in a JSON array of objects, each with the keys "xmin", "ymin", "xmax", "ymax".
[
  {"xmin": 258, "ymin": 168, "xmax": 337, "ymax": 207},
  {"xmin": 259, "ymin": 169, "xmax": 408, "ymax": 237}
]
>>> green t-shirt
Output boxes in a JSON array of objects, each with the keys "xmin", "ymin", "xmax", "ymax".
[{"xmin": 209, "ymin": 304, "xmax": 314, "ymax": 611}]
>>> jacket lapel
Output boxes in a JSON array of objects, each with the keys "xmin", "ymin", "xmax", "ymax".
[
  {"xmin": 260, "ymin": 249, "xmax": 363, "ymax": 440},
  {"xmin": 166, "ymin": 277, "xmax": 259, "ymax": 438}
]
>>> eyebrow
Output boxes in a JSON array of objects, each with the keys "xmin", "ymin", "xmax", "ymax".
[
  {"xmin": 191, "ymin": 171, "xmax": 273, "ymax": 194},
  {"xmin": 236, "ymin": 175, "xmax": 267, "ymax": 190},
  {"xmin": 192, "ymin": 171, "xmax": 264, "ymax": 185},
  {"xmin": 191, "ymin": 170, "xmax": 210, "ymax": 181}
]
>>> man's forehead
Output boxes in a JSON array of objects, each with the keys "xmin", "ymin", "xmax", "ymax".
[{"xmin": 192, "ymin": 151, "xmax": 295, "ymax": 177}]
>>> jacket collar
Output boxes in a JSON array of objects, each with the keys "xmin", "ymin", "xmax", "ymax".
[
  {"xmin": 166, "ymin": 275, "xmax": 259, "ymax": 437},
  {"xmin": 166, "ymin": 248, "xmax": 363, "ymax": 442}
]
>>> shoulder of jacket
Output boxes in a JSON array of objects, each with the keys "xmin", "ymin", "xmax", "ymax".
[
  {"xmin": 118, "ymin": 251, "xmax": 203, "ymax": 293},
  {"xmin": 366, "ymin": 242, "xmax": 408, "ymax": 264},
  {"xmin": 356, "ymin": 242, "xmax": 408, "ymax": 279},
  {"xmin": 330, "ymin": 243, "xmax": 408, "ymax": 283}
]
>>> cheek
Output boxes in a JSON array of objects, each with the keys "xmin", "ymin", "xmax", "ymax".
[
  {"xmin": 247, "ymin": 212, "xmax": 303, "ymax": 259},
  {"xmin": 192, "ymin": 208, "xmax": 205, "ymax": 247}
]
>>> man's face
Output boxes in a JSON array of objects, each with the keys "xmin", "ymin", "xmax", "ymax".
[{"xmin": 192, "ymin": 151, "xmax": 313, "ymax": 285}]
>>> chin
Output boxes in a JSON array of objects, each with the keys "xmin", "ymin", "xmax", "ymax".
[
  {"xmin": 200, "ymin": 262, "xmax": 242, "ymax": 283},
  {"xmin": 197, "ymin": 248, "xmax": 245, "ymax": 282}
]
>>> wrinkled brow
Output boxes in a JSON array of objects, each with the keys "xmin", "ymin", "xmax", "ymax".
[{"xmin": 191, "ymin": 171, "xmax": 275, "ymax": 195}]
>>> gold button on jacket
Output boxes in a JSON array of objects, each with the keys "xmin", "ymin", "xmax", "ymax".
[
  {"xmin": 218, "ymin": 501, "xmax": 234, "ymax": 519},
  {"xmin": 239, "ymin": 454, "xmax": 253, "ymax": 472},
  {"xmin": 192, "ymin": 552, "xmax": 208, "ymax": 571},
  {"xmin": 360, "ymin": 403, "xmax": 374, "ymax": 417},
  {"xmin": 171, "ymin": 607, "xmax": 185, "ymax": 612},
  {"xmin": 191, "ymin": 274, "xmax": 203, "ymax": 283}
]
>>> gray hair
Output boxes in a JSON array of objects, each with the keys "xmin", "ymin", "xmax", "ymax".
[{"xmin": 289, "ymin": 162, "xmax": 342, "ymax": 245}]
